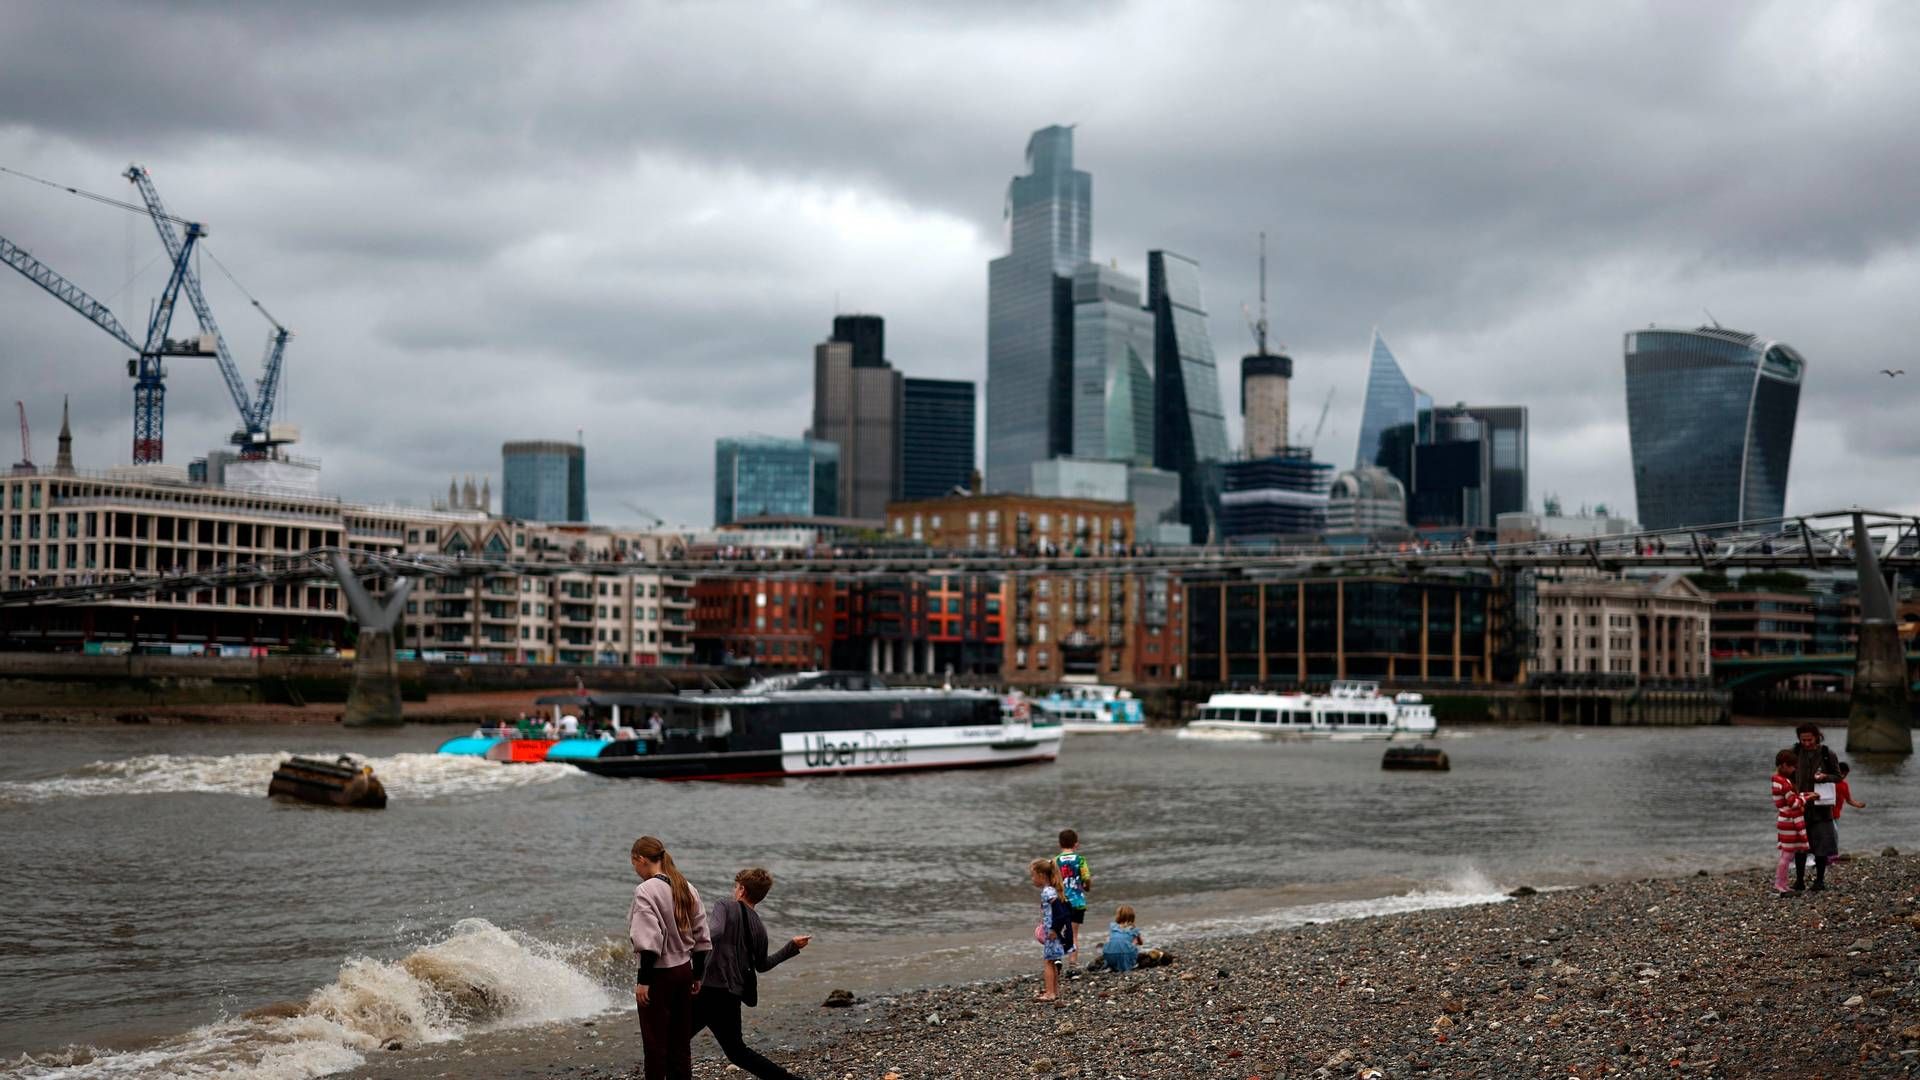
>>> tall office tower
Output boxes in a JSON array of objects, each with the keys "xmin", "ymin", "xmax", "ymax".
[
  {"xmin": 986, "ymin": 125, "xmax": 1092, "ymax": 492},
  {"xmin": 812, "ymin": 316, "xmax": 902, "ymax": 520},
  {"xmin": 714, "ymin": 436, "xmax": 839, "ymax": 526},
  {"xmin": 1069, "ymin": 262, "xmax": 1155, "ymax": 466},
  {"xmin": 1461, "ymin": 405, "xmax": 1528, "ymax": 518},
  {"xmin": 901, "ymin": 377, "xmax": 977, "ymax": 500},
  {"xmin": 1410, "ymin": 408, "xmax": 1490, "ymax": 528},
  {"xmin": 1240, "ymin": 234, "xmax": 1293, "ymax": 459},
  {"xmin": 502, "ymin": 440, "xmax": 587, "ymax": 522},
  {"xmin": 1148, "ymin": 250, "xmax": 1230, "ymax": 543},
  {"xmin": 1624, "ymin": 325, "xmax": 1805, "ymax": 530},
  {"xmin": 1354, "ymin": 330, "xmax": 1431, "ymax": 483},
  {"xmin": 832, "ymin": 314, "xmax": 887, "ymax": 369}
]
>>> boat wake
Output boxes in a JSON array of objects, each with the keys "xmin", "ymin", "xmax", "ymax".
[
  {"xmin": 0, "ymin": 919, "xmax": 621, "ymax": 1080},
  {"xmin": 0, "ymin": 751, "xmax": 579, "ymax": 804}
]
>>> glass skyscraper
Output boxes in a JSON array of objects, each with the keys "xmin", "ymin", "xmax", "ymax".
[
  {"xmin": 501, "ymin": 440, "xmax": 587, "ymax": 522},
  {"xmin": 1148, "ymin": 250, "xmax": 1230, "ymax": 543},
  {"xmin": 986, "ymin": 125, "xmax": 1091, "ymax": 492},
  {"xmin": 1354, "ymin": 330, "xmax": 1432, "ymax": 474},
  {"xmin": 901, "ymin": 377, "xmax": 976, "ymax": 500},
  {"xmin": 713, "ymin": 436, "xmax": 839, "ymax": 526},
  {"xmin": 1624, "ymin": 325, "xmax": 1805, "ymax": 530},
  {"xmin": 1069, "ymin": 262, "xmax": 1154, "ymax": 466}
]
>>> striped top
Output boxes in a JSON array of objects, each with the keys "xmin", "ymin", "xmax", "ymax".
[{"xmin": 1773, "ymin": 774, "xmax": 1809, "ymax": 852}]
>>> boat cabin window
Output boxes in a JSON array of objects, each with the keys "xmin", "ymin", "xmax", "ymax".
[{"xmin": 1257, "ymin": 709, "xmax": 1277, "ymax": 724}]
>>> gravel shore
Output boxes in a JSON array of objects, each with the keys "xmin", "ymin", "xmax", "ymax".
[{"xmin": 574, "ymin": 852, "xmax": 1920, "ymax": 1079}]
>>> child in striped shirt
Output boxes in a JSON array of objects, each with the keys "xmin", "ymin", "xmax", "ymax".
[{"xmin": 1773, "ymin": 748, "xmax": 1810, "ymax": 897}]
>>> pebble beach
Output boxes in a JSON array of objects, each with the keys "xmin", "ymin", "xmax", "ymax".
[{"xmin": 569, "ymin": 853, "xmax": 1920, "ymax": 1080}]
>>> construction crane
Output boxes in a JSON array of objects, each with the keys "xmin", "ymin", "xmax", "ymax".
[
  {"xmin": 1295, "ymin": 386, "xmax": 1335, "ymax": 453},
  {"xmin": 0, "ymin": 163, "xmax": 290, "ymax": 464},
  {"xmin": 0, "ymin": 207, "xmax": 211, "ymax": 463},
  {"xmin": 13, "ymin": 401, "xmax": 29, "ymax": 470},
  {"xmin": 124, "ymin": 165, "xmax": 293, "ymax": 456}
]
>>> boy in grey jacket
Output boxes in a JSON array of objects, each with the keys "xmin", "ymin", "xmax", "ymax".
[{"xmin": 692, "ymin": 867, "xmax": 811, "ymax": 1080}]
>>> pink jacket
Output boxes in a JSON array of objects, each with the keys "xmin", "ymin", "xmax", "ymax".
[{"xmin": 629, "ymin": 875, "xmax": 712, "ymax": 972}]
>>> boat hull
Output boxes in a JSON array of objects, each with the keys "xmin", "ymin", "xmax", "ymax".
[{"xmin": 571, "ymin": 724, "xmax": 1063, "ymax": 780}]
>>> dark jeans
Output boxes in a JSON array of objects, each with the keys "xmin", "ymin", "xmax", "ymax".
[
  {"xmin": 636, "ymin": 962, "xmax": 696, "ymax": 1080},
  {"xmin": 693, "ymin": 987, "xmax": 806, "ymax": 1080}
]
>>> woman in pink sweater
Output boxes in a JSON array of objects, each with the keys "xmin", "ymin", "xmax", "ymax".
[{"xmin": 629, "ymin": 835, "xmax": 712, "ymax": 1080}]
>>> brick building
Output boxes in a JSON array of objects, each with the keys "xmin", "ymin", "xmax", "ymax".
[{"xmin": 887, "ymin": 492, "xmax": 1133, "ymax": 556}]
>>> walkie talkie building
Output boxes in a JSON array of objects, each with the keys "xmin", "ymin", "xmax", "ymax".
[{"xmin": 1623, "ymin": 325, "xmax": 1805, "ymax": 531}]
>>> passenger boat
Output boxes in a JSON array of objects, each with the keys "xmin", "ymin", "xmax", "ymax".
[
  {"xmin": 436, "ymin": 672, "xmax": 1063, "ymax": 780},
  {"xmin": 1028, "ymin": 683, "xmax": 1146, "ymax": 734},
  {"xmin": 1182, "ymin": 681, "xmax": 1437, "ymax": 740}
]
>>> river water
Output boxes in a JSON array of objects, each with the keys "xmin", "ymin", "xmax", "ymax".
[{"xmin": 1, "ymin": 722, "xmax": 1911, "ymax": 1078}]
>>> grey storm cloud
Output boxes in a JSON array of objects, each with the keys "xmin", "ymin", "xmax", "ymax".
[{"xmin": 1, "ymin": 0, "xmax": 1916, "ymax": 527}]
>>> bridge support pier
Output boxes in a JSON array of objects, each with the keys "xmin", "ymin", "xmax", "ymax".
[
  {"xmin": 1847, "ymin": 514, "xmax": 1912, "ymax": 754},
  {"xmin": 332, "ymin": 554, "xmax": 415, "ymax": 728}
]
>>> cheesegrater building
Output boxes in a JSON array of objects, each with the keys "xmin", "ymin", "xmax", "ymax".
[{"xmin": 1623, "ymin": 325, "xmax": 1805, "ymax": 531}]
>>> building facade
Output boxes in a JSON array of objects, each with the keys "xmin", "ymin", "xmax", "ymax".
[
  {"xmin": 692, "ymin": 576, "xmax": 835, "ymax": 670},
  {"xmin": 901, "ymin": 377, "xmax": 976, "ymax": 501},
  {"xmin": 713, "ymin": 436, "xmax": 839, "ymax": 526},
  {"xmin": 1623, "ymin": 325, "xmax": 1806, "ymax": 530},
  {"xmin": 1069, "ymin": 262, "xmax": 1155, "ymax": 466},
  {"xmin": 887, "ymin": 492, "xmax": 1133, "ymax": 556},
  {"xmin": 1463, "ymin": 406, "xmax": 1528, "ymax": 521},
  {"xmin": 1187, "ymin": 573, "xmax": 1519, "ymax": 685},
  {"xmin": 1531, "ymin": 575, "xmax": 1712, "ymax": 682},
  {"xmin": 811, "ymin": 319, "xmax": 902, "ymax": 521},
  {"xmin": 986, "ymin": 125, "xmax": 1091, "ymax": 493},
  {"xmin": 1326, "ymin": 467, "xmax": 1407, "ymax": 534},
  {"xmin": 501, "ymin": 441, "xmax": 587, "ymax": 523},
  {"xmin": 1216, "ymin": 450, "xmax": 1334, "ymax": 543},
  {"xmin": 1148, "ymin": 250, "xmax": 1230, "ymax": 543}
]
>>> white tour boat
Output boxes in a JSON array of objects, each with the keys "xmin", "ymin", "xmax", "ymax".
[
  {"xmin": 1029, "ymin": 683, "xmax": 1147, "ymax": 734},
  {"xmin": 1183, "ymin": 681, "xmax": 1437, "ymax": 740}
]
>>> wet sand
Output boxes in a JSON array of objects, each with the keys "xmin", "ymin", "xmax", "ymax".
[{"xmin": 543, "ymin": 853, "xmax": 1920, "ymax": 1079}]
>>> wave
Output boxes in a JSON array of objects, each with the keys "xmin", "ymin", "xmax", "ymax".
[
  {"xmin": 1152, "ymin": 863, "xmax": 1513, "ymax": 940},
  {"xmin": 0, "ymin": 751, "xmax": 580, "ymax": 804},
  {"xmin": 0, "ymin": 919, "xmax": 620, "ymax": 1080}
]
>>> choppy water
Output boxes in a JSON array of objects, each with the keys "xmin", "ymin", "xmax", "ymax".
[{"xmin": 1, "ymin": 722, "xmax": 1911, "ymax": 1079}]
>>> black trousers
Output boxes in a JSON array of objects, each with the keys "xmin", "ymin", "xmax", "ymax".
[
  {"xmin": 692, "ymin": 987, "xmax": 805, "ymax": 1080},
  {"xmin": 636, "ymin": 962, "xmax": 695, "ymax": 1080}
]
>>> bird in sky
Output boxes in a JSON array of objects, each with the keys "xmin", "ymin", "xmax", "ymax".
[{"xmin": 1882, "ymin": 368, "xmax": 1906, "ymax": 377}]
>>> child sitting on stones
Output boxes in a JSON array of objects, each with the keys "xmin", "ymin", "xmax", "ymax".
[{"xmin": 1102, "ymin": 905, "xmax": 1145, "ymax": 973}]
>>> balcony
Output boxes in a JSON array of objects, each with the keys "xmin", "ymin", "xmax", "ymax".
[
  {"xmin": 662, "ymin": 574, "xmax": 695, "ymax": 589},
  {"xmin": 659, "ymin": 640, "xmax": 695, "ymax": 655},
  {"xmin": 663, "ymin": 617, "xmax": 694, "ymax": 631},
  {"xmin": 557, "ymin": 605, "xmax": 594, "ymax": 625},
  {"xmin": 660, "ymin": 595, "xmax": 694, "ymax": 610}
]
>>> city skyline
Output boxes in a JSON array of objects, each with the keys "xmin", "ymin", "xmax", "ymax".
[{"xmin": 1, "ymin": 3, "xmax": 1917, "ymax": 527}]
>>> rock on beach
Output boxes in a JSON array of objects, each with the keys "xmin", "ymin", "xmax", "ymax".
[{"xmin": 586, "ymin": 855, "xmax": 1920, "ymax": 1078}]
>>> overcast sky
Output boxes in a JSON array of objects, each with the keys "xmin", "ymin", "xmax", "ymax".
[{"xmin": 2, "ymin": 0, "xmax": 1915, "ymax": 527}]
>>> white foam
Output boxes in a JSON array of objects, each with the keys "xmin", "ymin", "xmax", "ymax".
[
  {"xmin": 0, "ymin": 751, "xmax": 578, "ymax": 804},
  {"xmin": 1151, "ymin": 864, "xmax": 1513, "ymax": 941},
  {"xmin": 0, "ymin": 919, "xmax": 617, "ymax": 1080}
]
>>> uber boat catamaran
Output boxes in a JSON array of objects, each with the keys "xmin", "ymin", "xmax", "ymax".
[
  {"xmin": 1183, "ymin": 681, "xmax": 1437, "ymax": 740},
  {"xmin": 437, "ymin": 672, "xmax": 1063, "ymax": 780}
]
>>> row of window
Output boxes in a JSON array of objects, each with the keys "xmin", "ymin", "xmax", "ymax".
[{"xmin": 1194, "ymin": 707, "xmax": 1390, "ymax": 727}]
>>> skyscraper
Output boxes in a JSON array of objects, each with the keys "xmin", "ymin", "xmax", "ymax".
[
  {"xmin": 502, "ymin": 440, "xmax": 587, "ymax": 522},
  {"xmin": 1148, "ymin": 250, "xmax": 1230, "ymax": 543},
  {"xmin": 812, "ymin": 315, "xmax": 901, "ymax": 520},
  {"xmin": 901, "ymin": 377, "xmax": 976, "ymax": 500},
  {"xmin": 1240, "ymin": 234, "xmax": 1292, "ymax": 460},
  {"xmin": 1462, "ymin": 405, "xmax": 1528, "ymax": 519},
  {"xmin": 1354, "ymin": 329, "xmax": 1431, "ymax": 475},
  {"xmin": 1624, "ymin": 325, "xmax": 1805, "ymax": 530},
  {"xmin": 714, "ymin": 436, "xmax": 839, "ymax": 525},
  {"xmin": 1069, "ymin": 262, "xmax": 1154, "ymax": 466},
  {"xmin": 986, "ymin": 125, "xmax": 1092, "ymax": 492}
]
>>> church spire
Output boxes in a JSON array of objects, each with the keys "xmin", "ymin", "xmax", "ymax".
[{"xmin": 55, "ymin": 395, "xmax": 73, "ymax": 474}]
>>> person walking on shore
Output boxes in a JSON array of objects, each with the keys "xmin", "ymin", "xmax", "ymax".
[
  {"xmin": 1790, "ymin": 724, "xmax": 1844, "ymax": 891},
  {"xmin": 692, "ymin": 868, "xmax": 812, "ymax": 1080},
  {"xmin": 1773, "ymin": 749, "xmax": 1811, "ymax": 898},
  {"xmin": 1053, "ymin": 829, "xmax": 1092, "ymax": 968},
  {"xmin": 629, "ymin": 836, "xmax": 712, "ymax": 1080},
  {"xmin": 1030, "ymin": 858, "xmax": 1071, "ymax": 1002}
]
